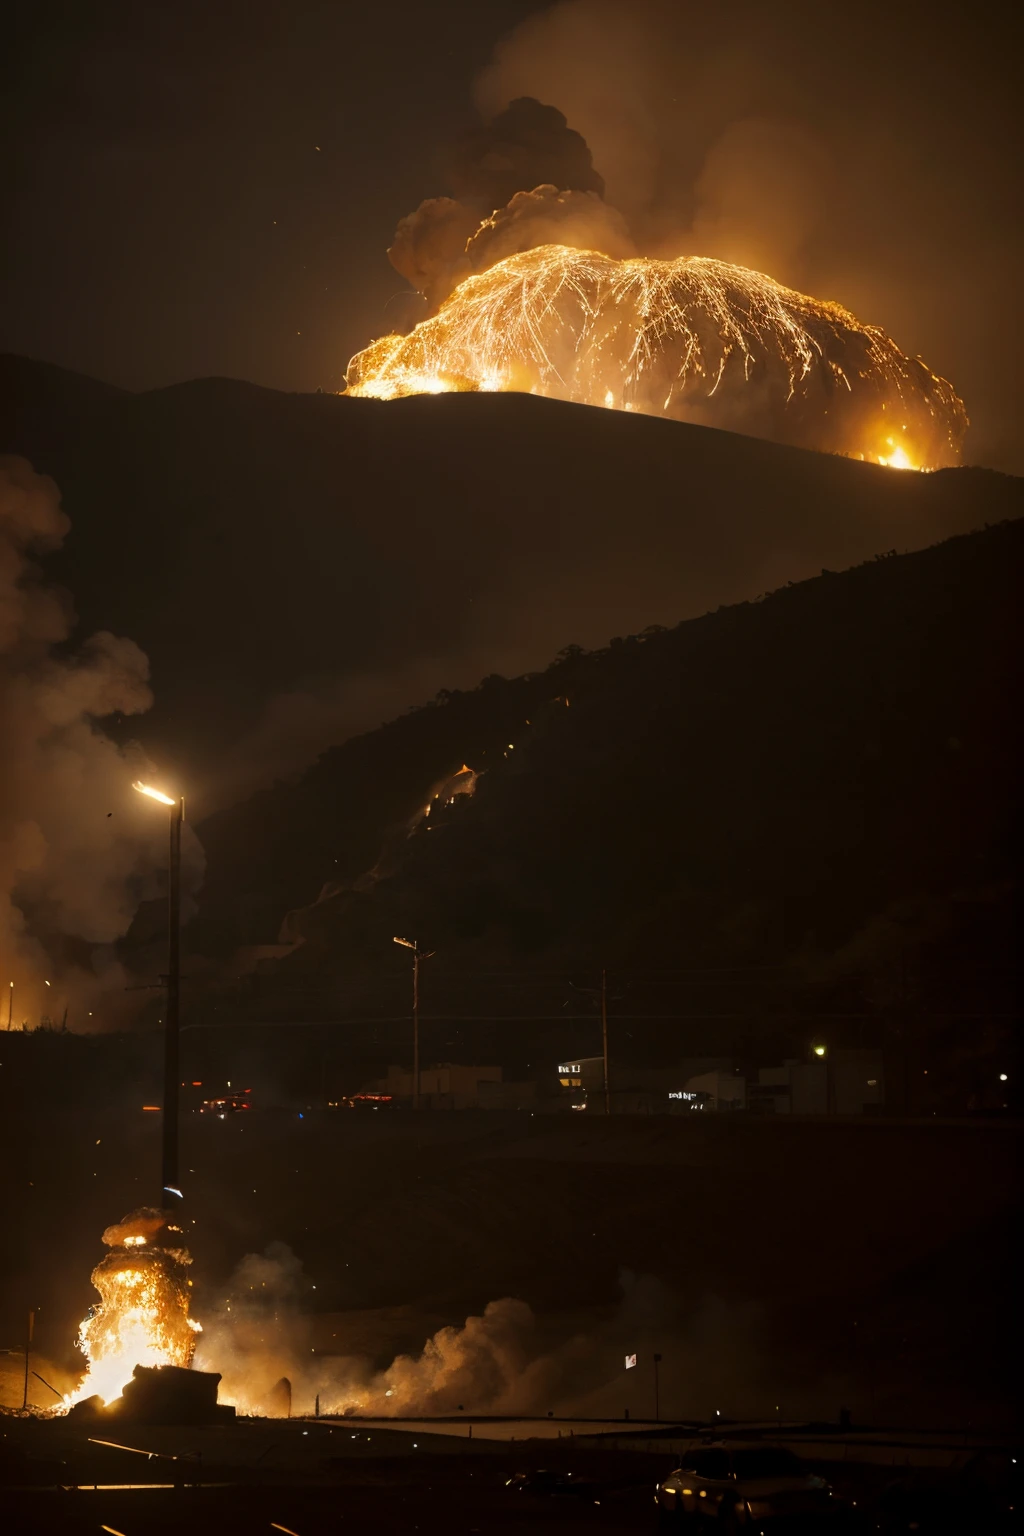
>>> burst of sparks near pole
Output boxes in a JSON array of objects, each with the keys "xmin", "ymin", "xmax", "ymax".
[
  {"xmin": 346, "ymin": 244, "xmax": 967, "ymax": 470},
  {"xmin": 64, "ymin": 1209, "xmax": 200, "ymax": 1409}
]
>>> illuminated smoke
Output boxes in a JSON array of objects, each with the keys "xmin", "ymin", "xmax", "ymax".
[
  {"xmin": 391, "ymin": 185, "xmax": 634, "ymax": 314},
  {"xmin": 196, "ymin": 1251, "xmax": 775, "ymax": 1421},
  {"xmin": 337, "ymin": 1299, "xmax": 538, "ymax": 1416},
  {"xmin": 65, "ymin": 1209, "xmax": 201, "ymax": 1409},
  {"xmin": 0, "ymin": 456, "xmax": 188, "ymax": 1021},
  {"xmin": 388, "ymin": 198, "xmax": 482, "ymax": 314},
  {"xmin": 347, "ymin": 244, "xmax": 966, "ymax": 467}
]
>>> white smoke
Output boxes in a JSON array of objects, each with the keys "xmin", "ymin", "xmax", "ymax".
[{"xmin": 0, "ymin": 455, "xmax": 183, "ymax": 1023}]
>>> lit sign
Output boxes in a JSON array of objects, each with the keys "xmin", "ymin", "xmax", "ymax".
[
  {"xmin": 558, "ymin": 1064, "xmax": 581, "ymax": 1075},
  {"xmin": 625, "ymin": 1353, "xmax": 637, "ymax": 1370},
  {"xmin": 668, "ymin": 1090, "xmax": 698, "ymax": 1100}
]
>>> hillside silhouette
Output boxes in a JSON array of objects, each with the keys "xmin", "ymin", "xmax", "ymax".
[
  {"xmin": 3, "ymin": 352, "xmax": 1020, "ymax": 808},
  {"xmin": 192, "ymin": 519, "xmax": 1022, "ymax": 1055}
]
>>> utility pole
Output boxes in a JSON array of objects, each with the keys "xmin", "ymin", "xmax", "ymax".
[
  {"xmin": 22, "ymin": 1311, "xmax": 34, "ymax": 1410},
  {"xmin": 394, "ymin": 938, "xmax": 434, "ymax": 1110},
  {"xmin": 653, "ymin": 1352, "xmax": 662, "ymax": 1421},
  {"xmin": 163, "ymin": 796, "xmax": 184, "ymax": 1199},
  {"xmin": 7, "ymin": 981, "xmax": 12, "ymax": 1030},
  {"xmin": 133, "ymin": 782, "xmax": 185, "ymax": 1204},
  {"xmin": 601, "ymin": 968, "xmax": 610, "ymax": 1116},
  {"xmin": 412, "ymin": 945, "xmax": 421, "ymax": 1110}
]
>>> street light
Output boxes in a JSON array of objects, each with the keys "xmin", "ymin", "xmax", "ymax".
[
  {"xmin": 134, "ymin": 780, "xmax": 184, "ymax": 1203},
  {"xmin": 393, "ymin": 937, "xmax": 433, "ymax": 1110}
]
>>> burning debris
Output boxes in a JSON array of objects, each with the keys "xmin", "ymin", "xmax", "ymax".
[
  {"xmin": 420, "ymin": 762, "xmax": 478, "ymax": 822},
  {"xmin": 347, "ymin": 241, "xmax": 965, "ymax": 468},
  {"xmin": 65, "ymin": 1208, "xmax": 201, "ymax": 1410}
]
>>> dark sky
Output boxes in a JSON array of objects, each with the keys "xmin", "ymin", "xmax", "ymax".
[{"xmin": 2, "ymin": 0, "xmax": 1020, "ymax": 471}]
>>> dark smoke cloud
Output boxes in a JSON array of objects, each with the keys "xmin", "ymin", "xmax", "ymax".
[
  {"xmin": 388, "ymin": 96, "xmax": 614, "ymax": 313},
  {"xmin": 447, "ymin": 95, "xmax": 604, "ymax": 212},
  {"xmin": 0, "ymin": 456, "xmax": 198, "ymax": 1022}
]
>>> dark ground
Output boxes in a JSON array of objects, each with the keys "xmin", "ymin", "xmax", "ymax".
[{"xmin": 2, "ymin": 1415, "xmax": 1019, "ymax": 1534}]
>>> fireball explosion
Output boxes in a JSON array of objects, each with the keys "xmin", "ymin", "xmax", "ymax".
[
  {"xmin": 65, "ymin": 1208, "xmax": 201, "ymax": 1409},
  {"xmin": 347, "ymin": 241, "xmax": 966, "ymax": 470}
]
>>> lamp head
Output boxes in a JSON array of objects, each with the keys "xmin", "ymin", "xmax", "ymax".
[{"xmin": 133, "ymin": 781, "xmax": 176, "ymax": 807}]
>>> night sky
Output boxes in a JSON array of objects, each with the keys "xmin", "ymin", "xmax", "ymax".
[{"xmin": 2, "ymin": 0, "xmax": 1021, "ymax": 472}]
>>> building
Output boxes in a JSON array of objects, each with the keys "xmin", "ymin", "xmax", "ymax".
[
  {"xmin": 554, "ymin": 1056, "xmax": 743, "ymax": 1112},
  {"xmin": 682, "ymin": 1068, "xmax": 747, "ymax": 1111},
  {"xmin": 366, "ymin": 1063, "xmax": 535, "ymax": 1110},
  {"xmin": 748, "ymin": 1051, "xmax": 884, "ymax": 1115}
]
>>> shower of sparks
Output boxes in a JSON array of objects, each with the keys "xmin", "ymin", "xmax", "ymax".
[{"xmin": 346, "ymin": 244, "xmax": 966, "ymax": 469}]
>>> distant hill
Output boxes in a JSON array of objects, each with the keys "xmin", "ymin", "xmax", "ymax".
[
  {"xmin": 3, "ymin": 352, "xmax": 1019, "ymax": 809},
  {"xmin": 192, "ymin": 520, "xmax": 1022, "ymax": 1039}
]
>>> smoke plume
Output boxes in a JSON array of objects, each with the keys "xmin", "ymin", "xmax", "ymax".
[
  {"xmin": 388, "ymin": 96, "xmax": 613, "ymax": 313},
  {"xmin": 197, "ymin": 1244, "xmax": 818, "ymax": 1422},
  {"xmin": 0, "ymin": 456, "xmax": 185, "ymax": 1022},
  {"xmin": 447, "ymin": 94, "xmax": 604, "ymax": 213}
]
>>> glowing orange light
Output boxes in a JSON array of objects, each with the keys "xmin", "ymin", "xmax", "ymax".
[{"xmin": 132, "ymin": 781, "xmax": 176, "ymax": 806}]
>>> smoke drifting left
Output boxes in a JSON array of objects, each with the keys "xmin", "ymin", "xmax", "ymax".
[{"xmin": 0, "ymin": 455, "xmax": 197, "ymax": 1020}]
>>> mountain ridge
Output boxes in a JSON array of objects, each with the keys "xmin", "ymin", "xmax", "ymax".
[{"xmin": 3, "ymin": 351, "xmax": 1020, "ymax": 810}]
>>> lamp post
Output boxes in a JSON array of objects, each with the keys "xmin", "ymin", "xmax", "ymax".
[
  {"xmin": 601, "ymin": 968, "xmax": 610, "ymax": 1117},
  {"xmin": 134, "ymin": 781, "xmax": 184, "ymax": 1202},
  {"xmin": 813, "ymin": 1042, "xmax": 831, "ymax": 1114},
  {"xmin": 393, "ymin": 937, "xmax": 433, "ymax": 1110}
]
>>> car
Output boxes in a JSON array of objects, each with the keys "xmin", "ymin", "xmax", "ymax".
[
  {"xmin": 327, "ymin": 1093, "xmax": 396, "ymax": 1111},
  {"xmin": 656, "ymin": 1443, "xmax": 862, "ymax": 1531},
  {"xmin": 199, "ymin": 1089, "xmax": 252, "ymax": 1117},
  {"xmin": 506, "ymin": 1469, "xmax": 599, "ymax": 1500}
]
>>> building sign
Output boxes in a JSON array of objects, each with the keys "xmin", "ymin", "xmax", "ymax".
[
  {"xmin": 558, "ymin": 1064, "xmax": 582, "ymax": 1075},
  {"xmin": 625, "ymin": 1353, "xmax": 637, "ymax": 1370},
  {"xmin": 668, "ymin": 1090, "xmax": 698, "ymax": 1100}
]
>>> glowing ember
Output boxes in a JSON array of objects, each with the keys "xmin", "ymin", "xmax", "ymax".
[
  {"xmin": 64, "ymin": 1208, "xmax": 201, "ymax": 1409},
  {"xmin": 346, "ymin": 244, "xmax": 965, "ymax": 468}
]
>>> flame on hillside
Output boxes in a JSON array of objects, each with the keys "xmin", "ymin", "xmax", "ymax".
[
  {"xmin": 64, "ymin": 1209, "xmax": 201, "ymax": 1409},
  {"xmin": 346, "ymin": 243, "xmax": 965, "ymax": 469},
  {"xmin": 422, "ymin": 762, "xmax": 478, "ymax": 821}
]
